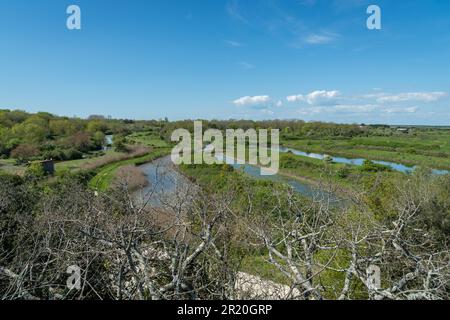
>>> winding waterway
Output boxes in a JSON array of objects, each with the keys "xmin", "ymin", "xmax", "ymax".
[
  {"xmin": 135, "ymin": 142, "xmax": 448, "ymax": 208},
  {"xmin": 137, "ymin": 155, "xmax": 339, "ymax": 206},
  {"xmin": 279, "ymin": 146, "xmax": 449, "ymax": 175},
  {"xmin": 136, "ymin": 156, "xmax": 194, "ymax": 207}
]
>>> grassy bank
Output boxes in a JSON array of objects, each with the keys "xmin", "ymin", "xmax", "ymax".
[
  {"xmin": 55, "ymin": 149, "xmax": 123, "ymax": 172},
  {"xmin": 89, "ymin": 148, "xmax": 170, "ymax": 191}
]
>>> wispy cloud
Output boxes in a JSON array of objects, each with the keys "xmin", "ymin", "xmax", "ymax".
[
  {"xmin": 226, "ymin": 0, "xmax": 249, "ymax": 24},
  {"xmin": 299, "ymin": 0, "xmax": 317, "ymax": 7},
  {"xmin": 237, "ymin": 61, "xmax": 255, "ymax": 70},
  {"xmin": 304, "ymin": 31, "xmax": 339, "ymax": 45},
  {"xmin": 224, "ymin": 40, "xmax": 244, "ymax": 47},
  {"xmin": 226, "ymin": 0, "xmax": 340, "ymax": 48},
  {"xmin": 297, "ymin": 104, "xmax": 419, "ymax": 116},
  {"xmin": 261, "ymin": 108, "xmax": 275, "ymax": 115},
  {"xmin": 376, "ymin": 92, "xmax": 447, "ymax": 103},
  {"xmin": 332, "ymin": 0, "xmax": 371, "ymax": 12},
  {"xmin": 384, "ymin": 106, "xmax": 419, "ymax": 113},
  {"xmin": 225, "ymin": 1, "xmax": 342, "ymax": 48}
]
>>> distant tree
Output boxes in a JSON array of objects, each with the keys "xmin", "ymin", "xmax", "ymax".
[
  {"xmin": 2, "ymin": 110, "xmax": 28, "ymax": 126},
  {"xmin": 64, "ymin": 148, "xmax": 83, "ymax": 160},
  {"xmin": 10, "ymin": 144, "xmax": 39, "ymax": 163},
  {"xmin": 87, "ymin": 120, "xmax": 108, "ymax": 133},
  {"xmin": 87, "ymin": 115, "xmax": 106, "ymax": 120},
  {"xmin": 92, "ymin": 131, "xmax": 106, "ymax": 149},
  {"xmin": 67, "ymin": 132, "xmax": 93, "ymax": 153},
  {"xmin": 12, "ymin": 123, "xmax": 49, "ymax": 144},
  {"xmin": 35, "ymin": 112, "xmax": 55, "ymax": 121},
  {"xmin": 49, "ymin": 119, "xmax": 77, "ymax": 136}
]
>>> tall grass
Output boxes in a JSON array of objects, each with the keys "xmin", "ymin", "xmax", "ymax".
[{"xmin": 80, "ymin": 146, "xmax": 150, "ymax": 171}]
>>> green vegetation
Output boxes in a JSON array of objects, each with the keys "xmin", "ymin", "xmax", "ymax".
[
  {"xmin": 240, "ymin": 253, "xmax": 290, "ymax": 286},
  {"xmin": 89, "ymin": 148, "xmax": 170, "ymax": 191},
  {"xmin": 282, "ymin": 132, "xmax": 450, "ymax": 170},
  {"xmin": 0, "ymin": 109, "xmax": 168, "ymax": 172},
  {"xmin": 1, "ymin": 113, "xmax": 449, "ymax": 300},
  {"xmin": 127, "ymin": 131, "xmax": 171, "ymax": 148},
  {"xmin": 86, "ymin": 129, "xmax": 174, "ymax": 191},
  {"xmin": 161, "ymin": 119, "xmax": 450, "ymax": 171},
  {"xmin": 179, "ymin": 159, "xmax": 449, "ymax": 299},
  {"xmin": 55, "ymin": 149, "xmax": 122, "ymax": 172}
]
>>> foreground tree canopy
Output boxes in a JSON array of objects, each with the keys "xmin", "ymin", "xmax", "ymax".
[{"xmin": 0, "ymin": 165, "xmax": 448, "ymax": 300}]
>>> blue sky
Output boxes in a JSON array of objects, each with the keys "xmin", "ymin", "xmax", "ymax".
[{"xmin": 0, "ymin": 0, "xmax": 449, "ymax": 124}]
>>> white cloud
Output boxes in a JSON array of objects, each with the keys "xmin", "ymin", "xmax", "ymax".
[
  {"xmin": 286, "ymin": 94, "xmax": 304, "ymax": 103},
  {"xmin": 275, "ymin": 100, "xmax": 283, "ymax": 108},
  {"xmin": 287, "ymin": 90, "xmax": 341, "ymax": 105},
  {"xmin": 233, "ymin": 95, "xmax": 270, "ymax": 107},
  {"xmin": 306, "ymin": 90, "xmax": 340, "ymax": 105},
  {"xmin": 377, "ymin": 92, "xmax": 447, "ymax": 103},
  {"xmin": 305, "ymin": 32, "xmax": 339, "ymax": 45}
]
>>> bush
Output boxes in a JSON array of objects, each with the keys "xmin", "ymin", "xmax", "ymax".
[
  {"xmin": 64, "ymin": 148, "xmax": 83, "ymax": 160},
  {"xmin": 113, "ymin": 165, "xmax": 148, "ymax": 191},
  {"xmin": 42, "ymin": 149, "xmax": 65, "ymax": 161},
  {"xmin": 25, "ymin": 162, "xmax": 46, "ymax": 179},
  {"xmin": 10, "ymin": 143, "xmax": 39, "ymax": 163},
  {"xmin": 336, "ymin": 167, "xmax": 351, "ymax": 179},
  {"xmin": 113, "ymin": 136, "xmax": 129, "ymax": 153},
  {"xmin": 360, "ymin": 160, "xmax": 391, "ymax": 173}
]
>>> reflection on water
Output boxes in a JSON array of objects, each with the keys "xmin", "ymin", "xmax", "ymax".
[
  {"xmin": 136, "ymin": 157, "xmax": 193, "ymax": 207},
  {"xmin": 103, "ymin": 135, "xmax": 113, "ymax": 151},
  {"xmin": 279, "ymin": 146, "xmax": 449, "ymax": 175},
  {"xmin": 218, "ymin": 154, "xmax": 340, "ymax": 204}
]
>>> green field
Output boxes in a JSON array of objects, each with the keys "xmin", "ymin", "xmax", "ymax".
[
  {"xmin": 127, "ymin": 131, "xmax": 171, "ymax": 148},
  {"xmin": 282, "ymin": 130, "xmax": 450, "ymax": 170}
]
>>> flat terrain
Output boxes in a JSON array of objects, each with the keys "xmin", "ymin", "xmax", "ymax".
[
  {"xmin": 0, "ymin": 158, "xmax": 25, "ymax": 175},
  {"xmin": 55, "ymin": 150, "xmax": 123, "ymax": 172},
  {"xmin": 127, "ymin": 131, "xmax": 171, "ymax": 148},
  {"xmin": 282, "ymin": 130, "xmax": 450, "ymax": 170}
]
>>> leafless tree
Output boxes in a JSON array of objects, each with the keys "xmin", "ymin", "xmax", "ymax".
[
  {"xmin": 0, "ymin": 175, "xmax": 239, "ymax": 300},
  {"xmin": 1, "ymin": 167, "xmax": 448, "ymax": 300},
  {"xmin": 238, "ymin": 175, "xmax": 449, "ymax": 300}
]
